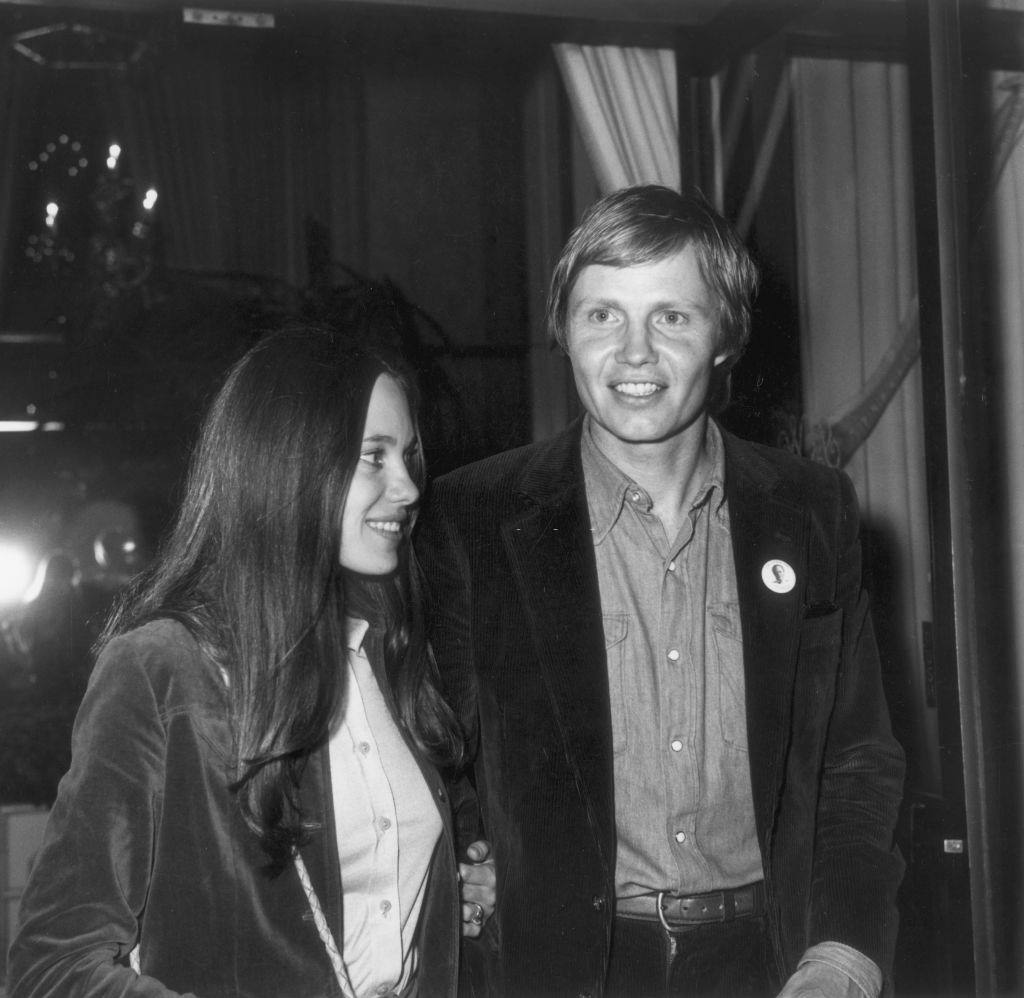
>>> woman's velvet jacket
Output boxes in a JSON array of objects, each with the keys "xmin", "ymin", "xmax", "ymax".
[{"xmin": 7, "ymin": 619, "xmax": 460, "ymax": 998}]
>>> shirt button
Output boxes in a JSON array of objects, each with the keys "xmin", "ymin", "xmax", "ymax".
[
  {"xmin": 667, "ymin": 649, "xmax": 680, "ymax": 662},
  {"xmin": 670, "ymin": 739, "xmax": 683, "ymax": 752},
  {"xmin": 631, "ymin": 491, "xmax": 641, "ymax": 502},
  {"xmin": 668, "ymin": 561, "xmax": 676, "ymax": 572},
  {"xmin": 592, "ymin": 895, "xmax": 606, "ymax": 911},
  {"xmin": 359, "ymin": 742, "xmax": 371, "ymax": 755},
  {"xmin": 675, "ymin": 830, "xmax": 686, "ymax": 844},
  {"xmin": 380, "ymin": 816, "xmax": 392, "ymax": 831},
  {"xmin": 376, "ymin": 986, "xmax": 390, "ymax": 996},
  {"xmin": 436, "ymin": 787, "xmax": 446, "ymax": 802},
  {"xmin": 380, "ymin": 899, "xmax": 392, "ymax": 916}
]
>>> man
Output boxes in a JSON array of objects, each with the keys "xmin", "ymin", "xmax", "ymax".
[{"xmin": 418, "ymin": 185, "xmax": 904, "ymax": 998}]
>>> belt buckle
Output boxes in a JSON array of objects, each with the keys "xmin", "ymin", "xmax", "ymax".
[
  {"xmin": 656, "ymin": 889, "xmax": 738, "ymax": 932},
  {"xmin": 655, "ymin": 890, "xmax": 691, "ymax": 934}
]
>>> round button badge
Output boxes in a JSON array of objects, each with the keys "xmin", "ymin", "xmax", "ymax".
[{"xmin": 761, "ymin": 559, "xmax": 796, "ymax": 594}]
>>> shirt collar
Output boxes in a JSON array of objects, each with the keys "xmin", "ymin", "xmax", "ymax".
[
  {"xmin": 580, "ymin": 416, "xmax": 728, "ymax": 545},
  {"xmin": 345, "ymin": 617, "xmax": 371, "ymax": 656}
]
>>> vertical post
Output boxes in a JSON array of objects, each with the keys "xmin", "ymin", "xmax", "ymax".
[
  {"xmin": 523, "ymin": 54, "xmax": 574, "ymax": 442},
  {"xmin": 675, "ymin": 29, "xmax": 716, "ymax": 195},
  {"xmin": 906, "ymin": 0, "xmax": 988, "ymax": 991}
]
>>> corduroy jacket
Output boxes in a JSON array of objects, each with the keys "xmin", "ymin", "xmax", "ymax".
[
  {"xmin": 416, "ymin": 419, "xmax": 905, "ymax": 998},
  {"xmin": 8, "ymin": 619, "xmax": 460, "ymax": 998}
]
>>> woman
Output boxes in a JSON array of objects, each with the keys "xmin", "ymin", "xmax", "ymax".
[{"xmin": 8, "ymin": 325, "xmax": 494, "ymax": 997}]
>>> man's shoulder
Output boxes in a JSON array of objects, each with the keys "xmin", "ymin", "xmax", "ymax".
[
  {"xmin": 721, "ymin": 427, "xmax": 849, "ymax": 508},
  {"xmin": 431, "ymin": 422, "xmax": 581, "ymax": 499}
]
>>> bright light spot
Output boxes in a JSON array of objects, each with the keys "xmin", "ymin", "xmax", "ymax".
[
  {"xmin": 41, "ymin": 421, "xmax": 65, "ymax": 432},
  {"xmin": 0, "ymin": 542, "xmax": 36, "ymax": 604},
  {"xmin": 45, "ymin": 202, "xmax": 58, "ymax": 228},
  {"xmin": 142, "ymin": 188, "xmax": 158, "ymax": 211},
  {"xmin": 26, "ymin": 404, "xmax": 36, "ymax": 415},
  {"xmin": 0, "ymin": 422, "xmax": 40, "ymax": 432},
  {"xmin": 107, "ymin": 143, "xmax": 121, "ymax": 170}
]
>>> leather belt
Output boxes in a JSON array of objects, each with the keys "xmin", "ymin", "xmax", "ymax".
[{"xmin": 615, "ymin": 881, "xmax": 765, "ymax": 932}]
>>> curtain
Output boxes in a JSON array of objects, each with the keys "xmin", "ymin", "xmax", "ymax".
[
  {"xmin": 102, "ymin": 30, "xmax": 361, "ymax": 285},
  {"xmin": 552, "ymin": 44, "xmax": 678, "ymax": 193},
  {"xmin": 988, "ymin": 66, "xmax": 1024, "ymax": 840},
  {"xmin": 0, "ymin": 47, "xmax": 40, "ymax": 318},
  {"xmin": 792, "ymin": 58, "xmax": 939, "ymax": 793}
]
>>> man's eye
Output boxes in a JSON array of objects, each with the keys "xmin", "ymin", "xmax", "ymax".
[
  {"xmin": 360, "ymin": 450, "xmax": 385, "ymax": 469},
  {"xmin": 589, "ymin": 308, "xmax": 614, "ymax": 323},
  {"xmin": 661, "ymin": 311, "xmax": 688, "ymax": 326}
]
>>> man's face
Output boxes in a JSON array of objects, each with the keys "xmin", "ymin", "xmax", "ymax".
[{"xmin": 565, "ymin": 245, "xmax": 727, "ymax": 464}]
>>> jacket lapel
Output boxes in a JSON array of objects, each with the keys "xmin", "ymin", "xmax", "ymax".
[
  {"xmin": 723, "ymin": 431, "xmax": 809, "ymax": 847},
  {"xmin": 500, "ymin": 422, "xmax": 615, "ymax": 876},
  {"xmin": 297, "ymin": 749, "xmax": 345, "ymax": 956}
]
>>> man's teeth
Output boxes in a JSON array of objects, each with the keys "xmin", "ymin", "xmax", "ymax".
[{"xmin": 614, "ymin": 382, "xmax": 660, "ymax": 397}]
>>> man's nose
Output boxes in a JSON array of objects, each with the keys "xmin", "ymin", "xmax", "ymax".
[{"xmin": 615, "ymin": 319, "xmax": 657, "ymax": 365}]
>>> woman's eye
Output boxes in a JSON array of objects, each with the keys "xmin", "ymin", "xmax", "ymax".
[{"xmin": 360, "ymin": 450, "xmax": 385, "ymax": 469}]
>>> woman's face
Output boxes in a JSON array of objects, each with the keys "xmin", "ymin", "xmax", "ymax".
[{"xmin": 339, "ymin": 373, "xmax": 420, "ymax": 575}]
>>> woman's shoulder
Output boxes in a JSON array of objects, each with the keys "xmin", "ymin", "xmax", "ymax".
[{"xmin": 93, "ymin": 618, "xmax": 224, "ymax": 714}]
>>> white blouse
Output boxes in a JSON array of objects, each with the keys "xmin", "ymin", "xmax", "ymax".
[{"xmin": 329, "ymin": 619, "xmax": 442, "ymax": 998}]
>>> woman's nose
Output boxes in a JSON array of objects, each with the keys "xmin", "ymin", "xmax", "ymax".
[{"xmin": 388, "ymin": 465, "xmax": 420, "ymax": 507}]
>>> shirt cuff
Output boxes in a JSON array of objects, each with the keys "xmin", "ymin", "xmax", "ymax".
[{"xmin": 797, "ymin": 941, "xmax": 882, "ymax": 998}]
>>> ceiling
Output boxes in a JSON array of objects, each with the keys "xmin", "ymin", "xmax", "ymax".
[{"xmin": 313, "ymin": 0, "xmax": 738, "ymax": 26}]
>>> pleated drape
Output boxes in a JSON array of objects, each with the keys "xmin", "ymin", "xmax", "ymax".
[
  {"xmin": 792, "ymin": 58, "xmax": 939, "ymax": 792},
  {"xmin": 989, "ymin": 68, "xmax": 1024, "ymax": 819},
  {"xmin": 552, "ymin": 44, "xmax": 679, "ymax": 193}
]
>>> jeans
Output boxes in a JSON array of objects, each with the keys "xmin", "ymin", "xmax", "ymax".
[{"xmin": 605, "ymin": 914, "xmax": 774, "ymax": 998}]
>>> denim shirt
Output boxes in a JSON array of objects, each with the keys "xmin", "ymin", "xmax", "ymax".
[{"xmin": 581, "ymin": 418, "xmax": 763, "ymax": 898}]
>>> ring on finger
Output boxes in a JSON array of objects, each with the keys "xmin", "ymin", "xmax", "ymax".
[{"xmin": 469, "ymin": 902, "xmax": 484, "ymax": 925}]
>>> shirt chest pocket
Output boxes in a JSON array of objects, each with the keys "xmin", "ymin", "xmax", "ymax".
[
  {"xmin": 710, "ymin": 602, "xmax": 748, "ymax": 753},
  {"xmin": 602, "ymin": 612, "xmax": 630, "ymax": 757}
]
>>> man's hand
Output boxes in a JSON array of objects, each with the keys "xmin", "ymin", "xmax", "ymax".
[
  {"xmin": 458, "ymin": 839, "xmax": 496, "ymax": 938},
  {"xmin": 776, "ymin": 961, "xmax": 865, "ymax": 998}
]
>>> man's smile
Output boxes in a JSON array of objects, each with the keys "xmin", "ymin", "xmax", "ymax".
[{"xmin": 612, "ymin": 381, "xmax": 663, "ymax": 398}]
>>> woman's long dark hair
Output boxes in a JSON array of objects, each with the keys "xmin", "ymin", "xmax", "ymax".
[{"xmin": 101, "ymin": 324, "xmax": 463, "ymax": 872}]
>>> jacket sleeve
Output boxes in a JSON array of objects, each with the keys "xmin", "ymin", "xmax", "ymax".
[
  {"xmin": 416, "ymin": 482, "xmax": 480, "ymax": 759},
  {"xmin": 416, "ymin": 486, "xmax": 499, "ymax": 997},
  {"xmin": 806, "ymin": 471, "xmax": 905, "ymax": 979},
  {"xmin": 7, "ymin": 636, "xmax": 196, "ymax": 998}
]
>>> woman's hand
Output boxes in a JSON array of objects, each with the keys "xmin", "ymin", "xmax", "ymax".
[{"xmin": 458, "ymin": 839, "xmax": 496, "ymax": 938}]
